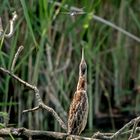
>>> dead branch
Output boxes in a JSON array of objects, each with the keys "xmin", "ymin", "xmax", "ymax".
[
  {"xmin": 5, "ymin": 11, "xmax": 17, "ymax": 38},
  {"xmin": 1, "ymin": 127, "xmax": 140, "ymax": 140},
  {"xmin": 129, "ymin": 117, "xmax": 140, "ymax": 139},
  {"xmin": 11, "ymin": 45, "xmax": 24, "ymax": 72},
  {"xmin": 130, "ymin": 136, "xmax": 140, "ymax": 140},
  {"xmin": 93, "ymin": 117, "xmax": 140, "ymax": 140},
  {"xmin": 0, "ymin": 66, "xmax": 67, "ymax": 131},
  {"xmin": 0, "ymin": 127, "xmax": 96, "ymax": 140},
  {"xmin": 0, "ymin": 11, "xmax": 17, "ymax": 38},
  {"xmin": 110, "ymin": 116, "xmax": 140, "ymax": 139},
  {"xmin": 0, "ymin": 41, "xmax": 67, "ymax": 131}
]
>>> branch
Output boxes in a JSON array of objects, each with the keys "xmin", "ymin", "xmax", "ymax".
[
  {"xmin": 0, "ymin": 67, "xmax": 67, "ymax": 131},
  {"xmin": 0, "ymin": 127, "xmax": 96, "ymax": 140},
  {"xmin": 129, "ymin": 117, "xmax": 140, "ymax": 139},
  {"xmin": 11, "ymin": 45, "xmax": 24, "ymax": 72},
  {"xmin": 93, "ymin": 117, "xmax": 140, "ymax": 140},
  {"xmin": 0, "ymin": 43, "xmax": 67, "ymax": 131},
  {"xmin": 1, "ymin": 127, "xmax": 140, "ymax": 140},
  {"xmin": 0, "ymin": 11, "xmax": 17, "ymax": 38},
  {"xmin": 130, "ymin": 136, "xmax": 140, "ymax": 140},
  {"xmin": 110, "ymin": 116, "xmax": 140, "ymax": 139},
  {"xmin": 49, "ymin": 0, "xmax": 140, "ymax": 43},
  {"xmin": 0, "ymin": 67, "xmax": 37, "ymax": 90},
  {"xmin": 5, "ymin": 11, "xmax": 18, "ymax": 38}
]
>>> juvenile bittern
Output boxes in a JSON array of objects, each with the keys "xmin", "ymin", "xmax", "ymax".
[{"xmin": 67, "ymin": 48, "xmax": 88, "ymax": 135}]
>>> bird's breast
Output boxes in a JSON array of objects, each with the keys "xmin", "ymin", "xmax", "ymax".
[{"xmin": 67, "ymin": 90, "xmax": 88, "ymax": 135}]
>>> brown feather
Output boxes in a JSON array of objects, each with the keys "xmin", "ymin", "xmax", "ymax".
[
  {"xmin": 67, "ymin": 90, "xmax": 88, "ymax": 135},
  {"xmin": 67, "ymin": 48, "xmax": 88, "ymax": 135}
]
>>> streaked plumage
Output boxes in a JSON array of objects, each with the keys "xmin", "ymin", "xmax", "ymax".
[{"xmin": 67, "ymin": 48, "xmax": 88, "ymax": 135}]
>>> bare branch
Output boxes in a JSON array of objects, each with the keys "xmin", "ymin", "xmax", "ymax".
[
  {"xmin": 92, "ymin": 131, "xmax": 112, "ymax": 140},
  {"xmin": 130, "ymin": 135, "xmax": 140, "ymax": 140},
  {"xmin": 0, "ymin": 67, "xmax": 67, "ymax": 131},
  {"xmin": 129, "ymin": 117, "xmax": 140, "ymax": 139},
  {"xmin": 41, "ymin": 103, "xmax": 67, "ymax": 131},
  {"xmin": 2, "ymin": 127, "xmax": 140, "ymax": 140},
  {"xmin": 22, "ymin": 103, "xmax": 67, "ymax": 131},
  {"xmin": 93, "ymin": 117, "xmax": 140, "ymax": 140},
  {"xmin": 49, "ymin": 0, "xmax": 140, "ymax": 43},
  {"xmin": 0, "ymin": 67, "xmax": 37, "ymax": 90},
  {"xmin": 0, "ymin": 127, "xmax": 96, "ymax": 140},
  {"xmin": 22, "ymin": 106, "xmax": 40, "ymax": 113},
  {"xmin": 4, "ymin": 11, "xmax": 18, "ymax": 38},
  {"xmin": 122, "ymin": 127, "xmax": 140, "ymax": 135},
  {"xmin": 110, "ymin": 116, "xmax": 140, "ymax": 139},
  {"xmin": 11, "ymin": 45, "xmax": 24, "ymax": 72},
  {"xmin": 0, "ymin": 11, "xmax": 17, "ymax": 38}
]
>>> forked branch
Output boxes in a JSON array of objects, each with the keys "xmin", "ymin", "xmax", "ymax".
[{"xmin": 0, "ymin": 45, "xmax": 67, "ymax": 131}]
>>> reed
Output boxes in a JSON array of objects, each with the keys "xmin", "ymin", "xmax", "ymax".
[{"xmin": 0, "ymin": 0, "xmax": 140, "ymax": 134}]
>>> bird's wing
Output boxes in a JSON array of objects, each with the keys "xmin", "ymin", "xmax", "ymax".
[{"xmin": 67, "ymin": 90, "xmax": 87, "ymax": 135}]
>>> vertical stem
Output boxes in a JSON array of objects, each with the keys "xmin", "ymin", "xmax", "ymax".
[
  {"xmin": 88, "ymin": 60, "xmax": 93, "ymax": 130},
  {"xmin": 94, "ymin": 55, "xmax": 100, "ymax": 115}
]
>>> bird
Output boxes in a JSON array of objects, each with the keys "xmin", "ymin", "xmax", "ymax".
[{"xmin": 67, "ymin": 48, "xmax": 88, "ymax": 135}]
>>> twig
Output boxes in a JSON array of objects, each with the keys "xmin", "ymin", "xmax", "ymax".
[
  {"xmin": 23, "ymin": 99, "xmax": 67, "ymax": 131},
  {"xmin": 110, "ymin": 116, "xmax": 140, "ymax": 139},
  {"xmin": 23, "ymin": 106, "xmax": 40, "ymax": 113},
  {"xmin": 0, "ymin": 67, "xmax": 37, "ymax": 90},
  {"xmin": 129, "ymin": 117, "xmax": 140, "ymax": 139},
  {"xmin": 130, "ymin": 135, "xmax": 140, "ymax": 140},
  {"xmin": 49, "ymin": 0, "xmax": 140, "ymax": 43},
  {"xmin": 122, "ymin": 127, "xmax": 140, "ymax": 136},
  {"xmin": 11, "ymin": 46, "xmax": 24, "ymax": 72},
  {"xmin": 93, "ymin": 117, "xmax": 140, "ymax": 140},
  {"xmin": 0, "ymin": 67, "xmax": 67, "ymax": 131},
  {"xmin": 0, "ymin": 127, "xmax": 96, "ymax": 140},
  {"xmin": 92, "ymin": 131, "xmax": 112, "ymax": 140},
  {"xmin": 93, "ymin": 129, "xmax": 136, "ymax": 140},
  {"xmin": 4, "ymin": 11, "xmax": 18, "ymax": 38},
  {"xmin": 93, "ymin": 127, "xmax": 140, "ymax": 140},
  {"xmin": 0, "ymin": 11, "xmax": 17, "ymax": 38},
  {"xmin": 2, "ymin": 127, "xmax": 140, "ymax": 140},
  {"xmin": 116, "ymin": 117, "xmax": 140, "ymax": 139}
]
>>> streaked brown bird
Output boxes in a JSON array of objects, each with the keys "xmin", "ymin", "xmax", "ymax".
[{"xmin": 67, "ymin": 48, "xmax": 88, "ymax": 135}]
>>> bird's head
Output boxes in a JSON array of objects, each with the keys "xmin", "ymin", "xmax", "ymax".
[{"xmin": 79, "ymin": 48, "xmax": 87, "ymax": 76}]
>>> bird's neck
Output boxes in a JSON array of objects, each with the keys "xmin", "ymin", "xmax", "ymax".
[{"xmin": 77, "ymin": 75, "xmax": 87, "ymax": 91}]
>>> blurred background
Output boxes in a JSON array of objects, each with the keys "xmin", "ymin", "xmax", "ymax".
[{"xmin": 0, "ymin": 0, "xmax": 140, "ymax": 137}]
